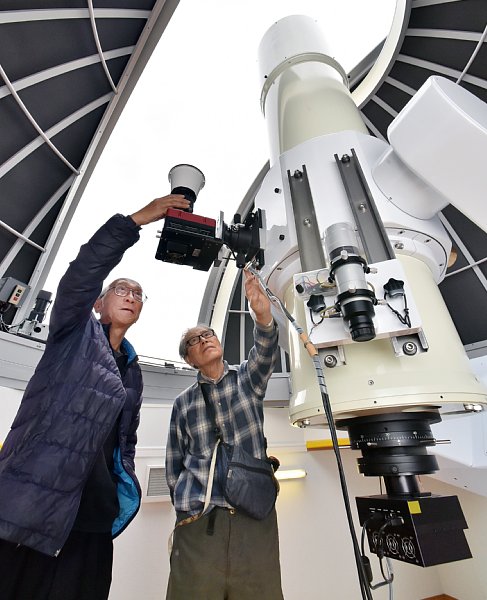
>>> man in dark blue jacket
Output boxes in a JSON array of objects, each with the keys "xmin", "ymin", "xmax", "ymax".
[{"xmin": 0, "ymin": 194, "xmax": 189, "ymax": 600}]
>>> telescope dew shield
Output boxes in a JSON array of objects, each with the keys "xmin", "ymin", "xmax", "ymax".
[{"xmin": 168, "ymin": 164, "xmax": 205, "ymax": 212}]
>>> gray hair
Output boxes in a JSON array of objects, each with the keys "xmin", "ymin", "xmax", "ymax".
[
  {"xmin": 98, "ymin": 278, "xmax": 142, "ymax": 300},
  {"xmin": 178, "ymin": 324, "xmax": 213, "ymax": 359}
]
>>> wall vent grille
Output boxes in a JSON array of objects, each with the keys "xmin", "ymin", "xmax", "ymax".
[{"xmin": 143, "ymin": 465, "xmax": 171, "ymax": 502}]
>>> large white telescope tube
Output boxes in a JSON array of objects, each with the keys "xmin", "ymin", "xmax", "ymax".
[
  {"xmin": 255, "ymin": 15, "xmax": 487, "ymax": 426},
  {"xmin": 257, "ymin": 15, "xmax": 368, "ymax": 166}
]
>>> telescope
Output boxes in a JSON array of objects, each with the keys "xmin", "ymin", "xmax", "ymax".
[
  {"xmin": 252, "ymin": 15, "xmax": 487, "ymax": 571},
  {"xmin": 154, "ymin": 15, "xmax": 487, "ymax": 582}
]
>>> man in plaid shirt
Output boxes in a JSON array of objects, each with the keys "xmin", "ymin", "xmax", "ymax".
[{"xmin": 165, "ymin": 269, "xmax": 283, "ymax": 600}]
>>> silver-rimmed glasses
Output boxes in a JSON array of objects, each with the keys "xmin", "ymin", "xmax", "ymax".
[{"xmin": 106, "ymin": 284, "xmax": 147, "ymax": 303}]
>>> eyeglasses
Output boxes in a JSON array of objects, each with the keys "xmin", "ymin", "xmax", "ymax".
[
  {"xmin": 107, "ymin": 285, "xmax": 147, "ymax": 303},
  {"xmin": 186, "ymin": 329, "xmax": 216, "ymax": 348}
]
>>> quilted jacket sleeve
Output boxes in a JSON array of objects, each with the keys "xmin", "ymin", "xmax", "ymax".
[{"xmin": 49, "ymin": 214, "xmax": 140, "ymax": 340}]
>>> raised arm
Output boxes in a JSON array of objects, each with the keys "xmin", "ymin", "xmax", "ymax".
[
  {"xmin": 243, "ymin": 270, "xmax": 279, "ymax": 396},
  {"xmin": 244, "ymin": 269, "xmax": 273, "ymax": 327},
  {"xmin": 49, "ymin": 195, "xmax": 189, "ymax": 340}
]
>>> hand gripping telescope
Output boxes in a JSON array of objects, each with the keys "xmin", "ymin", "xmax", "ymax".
[{"xmin": 155, "ymin": 164, "xmax": 265, "ymax": 271}]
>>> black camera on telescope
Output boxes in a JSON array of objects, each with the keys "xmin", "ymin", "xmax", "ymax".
[{"xmin": 155, "ymin": 164, "xmax": 265, "ymax": 271}]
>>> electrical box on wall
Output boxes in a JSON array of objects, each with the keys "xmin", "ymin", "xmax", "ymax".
[{"xmin": 0, "ymin": 277, "xmax": 30, "ymax": 309}]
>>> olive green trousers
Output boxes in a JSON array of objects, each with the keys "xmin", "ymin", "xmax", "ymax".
[{"xmin": 166, "ymin": 506, "xmax": 283, "ymax": 600}]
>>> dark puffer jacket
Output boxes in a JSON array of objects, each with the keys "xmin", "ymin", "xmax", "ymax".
[{"xmin": 0, "ymin": 214, "xmax": 143, "ymax": 556}]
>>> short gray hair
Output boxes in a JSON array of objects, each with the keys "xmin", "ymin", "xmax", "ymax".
[{"xmin": 178, "ymin": 325, "xmax": 213, "ymax": 359}]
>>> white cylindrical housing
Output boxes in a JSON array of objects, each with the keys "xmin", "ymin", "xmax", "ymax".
[
  {"xmin": 386, "ymin": 76, "xmax": 487, "ymax": 232},
  {"xmin": 325, "ymin": 223, "xmax": 366, "ymax": 297},
  {"xmin": 287, "ymin": 255, "xmax": 487, "ymax": 426},
  {"xmin": 258, "ymin": 15, "xmax": 367, "ymax": 164}
]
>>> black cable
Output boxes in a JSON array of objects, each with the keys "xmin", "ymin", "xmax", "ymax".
[
  {"xmin": 383, "ymin": 291, "xmax": 411, "ymax": 328},
  {"xmin": 0, "ymin": 304, "xmax": 12, "ymax": 332},
  {"xmin": 361, "ymin": 513, "xmax": 382, "ymax": 557},
  {"xmin": 379, "ymin": 555, "xmax": 391, "ymax": 583},
  {"xmin": 309, "ymin": 308, "xmax": 325, "ymax": 328},
  {"xmin": 247, "ymin": 264, "xmax": 374, "ymax": 600},
  {"xmin": 312, "ymin": 354, "xmax": 373, "ymax": 599},
  {"xmin": 370, "ymin": 517, "xmax": 402, "ymax": 589}
]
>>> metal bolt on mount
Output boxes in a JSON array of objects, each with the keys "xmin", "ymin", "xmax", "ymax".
[
  {"xmin": 324, "ymin": 355, "xmax": 337, "ymax": 368},
  {"xmin": 293, "ymin": 170, "xmax": 303, "ymax": 179},
  {"xmin": 403, "ymin": 342, "xmax": 417, "ymax": 356}
]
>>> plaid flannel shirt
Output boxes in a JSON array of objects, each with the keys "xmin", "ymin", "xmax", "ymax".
[{"xmin": 165, "ymin": 322, "xmax": 279, "ymax": 514}]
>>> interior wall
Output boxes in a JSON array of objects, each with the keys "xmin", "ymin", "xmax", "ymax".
[
  {"xmin": 425, "ymin": 476, "xmax": 487, "ymax": 600},
  {"xmin": 0, "ymin": 386, "xmax": 484, "ymax": 599}
]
